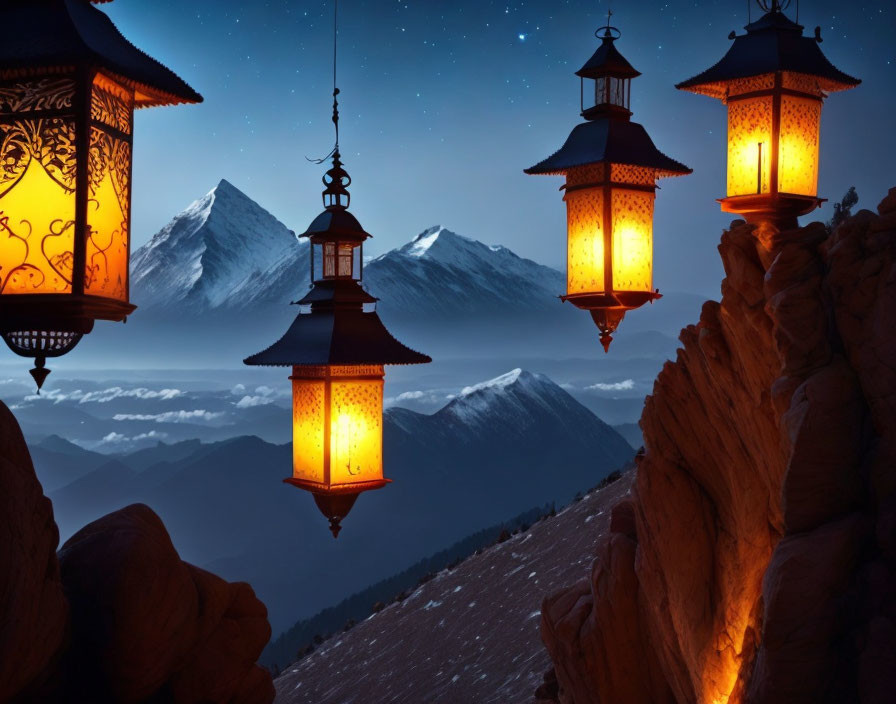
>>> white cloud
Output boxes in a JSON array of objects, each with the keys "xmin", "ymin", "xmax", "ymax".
[
  {"xmin": 231, "ymin": 383, "xmax": 246, "ymax": 395},
  {"xmin": 586, "ymin": 379, "xmax": 636, "ymax": 392},
  {"xmin": 91, "ymin": 430, "xmax": 169, "ymax": 448},
  {"xmin": 235, "ymin": 395, "xmax": 276, "ymax": 409},
  {"xmin": 24, "ymin": 386, "xmax": 184, "ymax": 405},
  {"xmin": 112, "ymin": 410, "xmax": 223, "ymax": 423}
]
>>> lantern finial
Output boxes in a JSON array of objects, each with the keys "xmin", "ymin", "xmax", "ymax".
[{"xmin": 29, "ymin": 357, "xmax": 50, "ymax": 393}]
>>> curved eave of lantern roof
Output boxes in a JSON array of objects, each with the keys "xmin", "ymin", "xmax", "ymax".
[
  {"xmin": 243, "ymin": 309, "xmax": 431, "ymax": 367},
  {"xmin": 0, "ymin": 0, "xmax": 203, "ymax": 108},
  {"xmin": 300, "ymin": 207, "xmax": 373, "ymax": 243},
  {"xmin": 294, "ymin": 280, "xmax": 378, "ymax": 306},
  {"xmin": 576, "ymin": 38, "xmax": 641, "ymax": 80},
  {"xmin": 675, "ymin": 10, "xmax": 860, "ymax": 100},
  {"xmin": 525, "ymin": 119, "xmax": 692, "ymax": 178}
]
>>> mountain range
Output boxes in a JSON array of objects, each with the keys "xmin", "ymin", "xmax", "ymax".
[{"xmin": 30, "ymin": 368, "xmax": 633, "ymax": 634}]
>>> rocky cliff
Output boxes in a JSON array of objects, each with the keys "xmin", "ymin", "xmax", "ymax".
[
  {"xmin": 539, "ymin": 189, "xmax": 896, "ymax": 704},
  {"xmin": 0, "ymin": 402, "xmax": 275, "ymax": 704}
]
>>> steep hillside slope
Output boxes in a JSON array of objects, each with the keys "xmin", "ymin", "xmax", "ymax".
[{"xmin": 273, "ymin": 472, "xmax": 635, "ymax": 704}]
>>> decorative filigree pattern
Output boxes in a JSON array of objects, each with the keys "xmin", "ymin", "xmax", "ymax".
[
  {"xmin": 85, "ymin": 128, "xmax": 130, "ymax": 299},
  {"xmin": 91, "ymin": 76, "xmax": 133, "ymax": 134},
  {"xmin": 778, "ymin": 95, "xmax": 821, "ymax": 196},
  {"xmin": 565, "ymin": 181, "xmax": 605, "ymax": 296},
  {"xmin": 565, "ymin": 163, "xmax": 606, "ymax": 188},
  {"xmin": 0, "ymin": 78, "xmax": 75, "ymax": 115},
  {"xmin": 611, "ymin": 164, "xmax": 657, "ymax": 186},
  {"xmin": 0, "ymin": 118, "xmax": 77, "ymax": 294},
  {"xmin": 781, "ymin": 72, "xmax": 824, "ymax": 97},
  {"xmin": 724, "ymin": 74, "xmax": 776, "ymax": 101},
  {"xmin": 611, "ymin": 188, "xmax": 654, "ymax": 292},
  {"xmin": 727, "ymin": 96, "xmax": 773, "ymax": 196}
]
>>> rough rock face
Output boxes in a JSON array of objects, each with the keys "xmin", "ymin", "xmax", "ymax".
[
  {"xmin": 0, "ymin": 402, "xmax": 275, "ymax": 704},
  {"xmin": 540, "ymin": 189, "xmax": 896, "ymax": 704},
  {"xmin": 0, "ymin": 402, "xmax": 68, "ymax": 703}
]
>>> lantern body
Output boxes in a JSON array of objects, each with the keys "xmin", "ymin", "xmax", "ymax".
[
  {"xmin": 289, "ymin": 364, "xmax": 387, "ymax": 494},
  {"xmin": 676, "ymin": 9, "xmax": 860, "ymax": 228},
  {"xmin": 0, "ymin": 73, "xmax": 133, "ymax": 308}
]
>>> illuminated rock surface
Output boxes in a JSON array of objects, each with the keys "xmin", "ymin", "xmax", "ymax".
[
  {"xmin": 540, "ymin": 190, "xmax": 896, "ymax": 704},
  {"xmin": 272, "ymin": 472, "xmax": 635, "ymax": 704},
  {"xmin": 0, "ymin": 403, "xmax": 274, "ymax": 704}
]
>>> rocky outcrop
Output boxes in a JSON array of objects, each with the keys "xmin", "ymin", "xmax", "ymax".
[
  {"xmin": 540, "ymin": 189, "xmax": 896, "ymax": 704},
  {"xmin": 0, "ymin": 403, "xmax": 68, "ymax": 703},
  {"xmin": 0, "ymin": 403, "xmax": 275, "ymax": 704}
]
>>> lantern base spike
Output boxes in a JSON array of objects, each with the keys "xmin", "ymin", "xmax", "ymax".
[
  {"xmin": 590, "ymin": 309, "xmax": 627, "ymax": 353},
  {"xmin": 29, "ymin": 356, "xmax": 50, "ymax": 392},
  {"xmin": 312, "ymin": 491, "xmax": 361, "ymax": 540}
]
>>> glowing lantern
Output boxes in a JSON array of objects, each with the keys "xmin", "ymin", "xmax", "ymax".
[
  {"xmin": 245, "ymin": 150, "xmax": 431, "ymax": 538},
  {"xmin": 526, "ymin": 17, "xmax": 690, "ymax": 352},
  {"xmin": 0, "ymin": 0, "xmax": 202, "ymax": 388},
  {"xmin": 676, "ymin": 0, "xmax": 860, "ymax": 228}
]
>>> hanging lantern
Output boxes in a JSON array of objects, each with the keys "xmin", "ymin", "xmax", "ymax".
[
  {"xmin": 0, "ymin": 0, "xmax": 202, "ymax": 389},
  {"xmin": 526, "ymin": 16, "xmax": 690, "ymax": 352},
  {"xmin": 676, "ymin": 0, "xmax": 859, "ymax": 228},
  {"xmin": 245, "ymin": 148, "xmax": 431, "ymax": 538}
]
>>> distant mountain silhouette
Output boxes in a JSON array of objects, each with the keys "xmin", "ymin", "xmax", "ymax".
[{"xmin": 32, "ymin": 369, "xmax": 633, "ymax": 634}]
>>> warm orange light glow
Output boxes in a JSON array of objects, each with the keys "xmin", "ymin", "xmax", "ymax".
[
  {"xmin": 0, "ymin": 155, "xmax": 76, "ymax": 293},
  {"xmin": 611, "ymin": 188, "xmax": 654, "ymax": 292},
  {"xmin": 291, "ymin": 364, "xmax": 385, "ymax": 490},
  {"xmin": 777, "ymin": 94, "xmax": 821, "ymax": 196},
  {"xmin": 565, "ymin": 181, "xmax": 605, "ymax": 296}
]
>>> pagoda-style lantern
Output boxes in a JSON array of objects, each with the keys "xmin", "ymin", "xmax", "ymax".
[
  {"xmin": 526, "ymin": 17, "xmax": 691, "ymax": 352},
  {"xmin": 676, "ymin": 0, "xmax": 860, "ymax": 228},
  {"xmin": 0, "ymin": 0, "xmax": 202, "ymax": 389},
  {"xmin": 245, "ymin": 144, "xmax": 431, "ymax": 538}
]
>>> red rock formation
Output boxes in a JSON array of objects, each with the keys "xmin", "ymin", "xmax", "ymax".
[
  {"xmin": 0, "ymin": 402, "xmax": 275, "ymax": 704},
  {"xmin": 540, "ymin": 189, "xmax": 896, "ymax": 704}
]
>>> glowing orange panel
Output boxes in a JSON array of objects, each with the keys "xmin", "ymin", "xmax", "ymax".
[
  {"xmin": 329, "ymin": 368, "xmax": 384, "ymax": 486},
  {"xmin": 291, "ymin": 373, "xmax": 327, "ymax": 485},
  {"xmin": 611, "ymin": 188, "xmax": 654, "ymax": 293},
  {"xmin": 0, "ymin": 117, "xmax": 77, "ymax": 294},
  {"xmin": 777, "ymin": 94, "xmax": 821, "ymax": 196},
  {"xmin": 565, "ymin": 165, "xmax": 606, "ymax": 297},
  {"xmin": 726, "ymin": 96, "xmax": 773, "ymax": 197}
]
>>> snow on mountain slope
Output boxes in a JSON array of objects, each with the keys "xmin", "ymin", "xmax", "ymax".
[
  {"xmin": 273, "ymin": 470, "xmax": 635, "ymax": 703},
  {"xmin": 364, "ymin": 226, "xmax": 565, "ymax": 315},
  {"xmin": 131, "ymin": 179, "xmax": 308, "ymax": 311}
]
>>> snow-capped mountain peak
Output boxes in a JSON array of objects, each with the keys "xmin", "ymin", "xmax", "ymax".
[
  {"xmin": 132, "ymin": 179, "xmax": 306, "ymax": 311},
  {"xmin": 405, "ymin": 225, "xmax": 446, "ymax": 257},
  {"xmin": 459, "ymin": 368, "xmax": 526, "ymax": 396}
]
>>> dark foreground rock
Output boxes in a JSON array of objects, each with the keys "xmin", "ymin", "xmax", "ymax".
[
  {"xmin": 0, "ymin": 402, "xmax": 274, "ymax": 704},
  {"xmin": 540, "ymin": 190, "xmax": 896, "ymax": 703}
]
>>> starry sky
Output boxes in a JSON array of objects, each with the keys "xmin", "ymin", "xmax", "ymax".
[{"xmin": 106, "ymin": 0, "xmax": 895, "ymax": 298}]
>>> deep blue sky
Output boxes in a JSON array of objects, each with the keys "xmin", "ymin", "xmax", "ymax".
[{"xmin": 107, "ymin": 0, "xmax": 894, "ymax": 297}]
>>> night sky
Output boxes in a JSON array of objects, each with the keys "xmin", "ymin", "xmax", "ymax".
[{"xmin": 106, "ymin": 0, "xmax": 895, "ymax": 298}]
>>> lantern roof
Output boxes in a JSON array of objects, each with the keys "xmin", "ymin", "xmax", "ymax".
[
  {"xmin": 524, "ymin": 118, "xmax": 691, "ymax": 177},
  {"xmin": 0, "ymin": 0, "xmax": 203, "ymax": 107},
  {"xmin": 243, "ymin": 309, "xmax": 432, "ymax": 367},
  {"xmin": 300, "ymin": 207, "xmax": 372, "ymax": 243},
  {"xmin": 676, "ymin": 9, "xmax": 860, "ymax": 98},
  {"xmin": 576, "ymin": 28, "xmax": 641, "ymax": 80}
]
